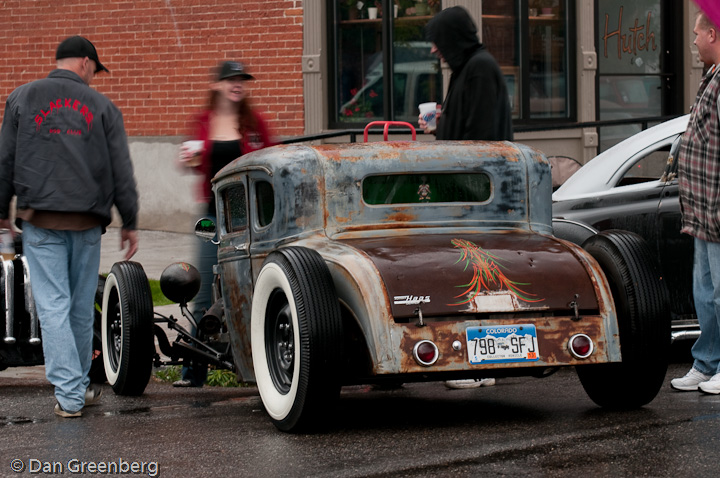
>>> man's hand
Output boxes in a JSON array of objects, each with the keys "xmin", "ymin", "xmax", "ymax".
[{"xmin": 121, "ymin": 228, "xmax": 139, "ymax": 260}]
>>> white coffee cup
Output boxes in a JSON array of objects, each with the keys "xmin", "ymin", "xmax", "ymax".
[
  {"xmin": 182, "ymin": 140, "xmax": 204, "ymax": 166},
  {"xmin": 418, "ymin": 102, "xmax": 437, "ymax": 131},
  {"xmin": 368, "ymin": 7, "xmax": 378, "ymax": 19}
]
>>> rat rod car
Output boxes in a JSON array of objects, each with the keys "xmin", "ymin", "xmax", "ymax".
[{"xmin": 98, "ymin": 136, "xmax": 670, "ymax": 432}]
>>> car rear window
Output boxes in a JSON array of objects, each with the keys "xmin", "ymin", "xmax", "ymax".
[{"xmin": 362, "ymin": 173, "xmax": 491, "ymax": 205}]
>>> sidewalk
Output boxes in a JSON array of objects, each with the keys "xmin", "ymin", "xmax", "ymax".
[{"xmin": 100, "ymin": 227, "xmax": 197, "ymax": 279}]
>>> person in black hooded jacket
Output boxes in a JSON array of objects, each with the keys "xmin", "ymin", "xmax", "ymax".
[
  {"xmin": 422, "ymin": 7, "xmax": 511, "ymax": 391},
  {"xmin": 420, "ymin": 6, "xmax": 513, "ymax": 141}
]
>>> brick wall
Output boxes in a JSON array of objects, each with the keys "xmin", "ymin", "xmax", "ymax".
[{"xmin": 0, "ymin": 0, "xmax": 305, "ymax": 138}]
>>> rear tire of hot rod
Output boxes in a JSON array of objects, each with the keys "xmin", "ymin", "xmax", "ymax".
[
  {"xmin": 576, "ymin": 230, "xmax": 670, "ymax": 409},
  {"xmin": 101, "ymin": 262, "xmax": 154, "ymax": 396},
  {"xmin": 251, "ymin": 247, "xmax": 343, "ymax": 432}
]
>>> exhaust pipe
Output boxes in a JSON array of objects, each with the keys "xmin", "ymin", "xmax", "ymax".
[{"xmin": 198, "ymin": 299, "xmax": 225, "ymax": 335}]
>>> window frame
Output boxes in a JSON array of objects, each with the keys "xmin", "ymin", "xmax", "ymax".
[
  {"xmin": 219, "ymin": 182, "xmax": 249, "ymax": 236},
  {"xmin": 327, "ymin": 1, "xmax": 578, "ymax": 129},
  {"xmin": 328, "ymin": 1, "xmax": 442, "ymax": 128},
  {"xmin": 361, "ymin": 172, "xmax": 493, "ymax": 206},
  {"xmin": 515, "ymin": 0, "xmax": 577, "ymax": 125}
]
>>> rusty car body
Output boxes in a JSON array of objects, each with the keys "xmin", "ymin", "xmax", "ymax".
[
  {"xmin": 205, "ymin": 139, "xmax": 670, "ymax": 431},
  {"xmin": 97, "ymin": 138, "xmax": 670, "ymax": 432}
]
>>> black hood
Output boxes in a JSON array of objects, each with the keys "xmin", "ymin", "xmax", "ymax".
[{"xmin": 425, "ymin": 6, "xmax": 483, "ymax": 73}]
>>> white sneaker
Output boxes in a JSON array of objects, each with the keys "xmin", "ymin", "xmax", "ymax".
[
  {"xmin": 698, "ymin": 373, "xmax": 720, "ymax": 395},
  {"xmin": 670, "ymin": 367, "xmax": 712, "ymax": 391},
  {"xmin": 445, "ymin": 378, "xmax": 496, "ymax": 389}
]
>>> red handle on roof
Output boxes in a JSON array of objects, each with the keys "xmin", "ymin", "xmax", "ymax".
[{"xmin": 363, "ymin": 121, "xmax": 417, "ymax": 142}]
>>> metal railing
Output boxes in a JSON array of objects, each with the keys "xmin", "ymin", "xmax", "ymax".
[{"xmin": 279, "ymin": 115, "xmax": 680, "ymax": 145}]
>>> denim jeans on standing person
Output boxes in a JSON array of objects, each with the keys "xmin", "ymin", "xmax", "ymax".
[
  {"xmin": 22, "ymin": 222, "xmax": 102, "ymax": 413},
  {"xmin": 691, "ymin": 237, "xmax": 720, "ymax": 376},
  {"xmin": 179, "ymin": 214, "xmax": 216, "ymax": 386}
]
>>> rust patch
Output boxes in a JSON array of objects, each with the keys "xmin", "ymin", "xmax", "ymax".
[
  {"xmin": 311, "ymin": 141, "xmax": 515, "ymax": 163},
  {"xmin": 396, "ymin": 315, "xmax": 610, "ymax": 374},
  {"xmin": 343, "ymin": 233, "xmax": 599, "ymax": 319},
  {"xmin": 222, "ymin": 272, "xmax": 253, "ymax": 381},
  {"xmin": 384, "ymin": 212, "xmax": 416, "ymax": 222},
  {"xmin": 334, "ymin": 209, "xmax": 360, "ymax": 224},
  {"xmin": 339, "ymin": 223, "xmax": 432, "ymax": 232},
  {"xmin": 485, "ymin": 141, "xmax": 522, "ymax": 160}
]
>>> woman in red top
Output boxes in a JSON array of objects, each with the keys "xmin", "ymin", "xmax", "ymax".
[{"xmin": 176, "ymin": 61, "xmax": 274, "ymax": 387}]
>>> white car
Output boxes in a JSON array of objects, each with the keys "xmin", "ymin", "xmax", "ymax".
[
  {"xmin": 553, "ymin": 115, "xmax": 689, "ymax": 202},
  {"xmin": 552, "ymin": 114, "xmax": 696, "ymax": 342}
]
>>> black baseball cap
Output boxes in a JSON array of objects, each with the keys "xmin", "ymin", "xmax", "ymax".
[
  {"xmin": 56, "ymin": 36, "xmax": 109, "ymax": 74},
  {"xmin": 216, "ymin": 61, "xmax": 254, "ymax": 81}
]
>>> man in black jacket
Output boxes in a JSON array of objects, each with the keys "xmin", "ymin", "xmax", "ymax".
[
  {"xmin": 420, "ymin": 6, "xmax": 513, "ymax": 141},
  {"xmin": 0, "ymin": 36, "xmax": 139, "ymax": 417}
]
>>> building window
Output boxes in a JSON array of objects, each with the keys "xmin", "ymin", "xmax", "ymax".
[
  {"xmin": 330, "ymin": 1, "xmax": 575, "ymax": 128},
  {"xmin": 595, "ymin": 0, "xmax": 681, "ymax": 152},
  {"xmin": 483, "ymin": 1, "xmax": 575, "ymax": 123},
  {"xmin": 331, "ymin": 0, "xmax": 443, "ymax": 126}
]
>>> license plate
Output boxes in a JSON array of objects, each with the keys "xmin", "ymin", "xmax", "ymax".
[{"xmin": 466, "ymin": 324, "xmax": 540, "ymax": 364}]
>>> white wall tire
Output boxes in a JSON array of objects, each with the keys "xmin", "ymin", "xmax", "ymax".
[
  {"xmin": 102, "ymin": 272, "xmax": 122, "ymax": 387},
  {"xmin": 101, "ymin": 261, "xmax": 154, "ymax": 396},
  {"xmin": 252, "ymin": 262, "xmax": 300, "ymax": 420},
  {"xmin": 251, "ymin": 247, "xmax": 343, "ymax": 432}
]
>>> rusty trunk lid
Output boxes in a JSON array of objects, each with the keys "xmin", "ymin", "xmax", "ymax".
[{"xmin": 341, "ymin": 231, "xmax": 598, "ymax": 319}]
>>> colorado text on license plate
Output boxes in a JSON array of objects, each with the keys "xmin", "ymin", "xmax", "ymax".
[{"xmin": 466, "ymin": 325, "xmax": 539, "ymax": 364}]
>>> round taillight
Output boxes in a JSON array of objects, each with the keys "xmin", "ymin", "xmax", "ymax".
[
  {"xmin": 568, "ymin": 334, "xmax": 594, "ymax": 359},
  {"xmin": 413, "ymin": 340, "xmax": 439, "ymax": 366}
]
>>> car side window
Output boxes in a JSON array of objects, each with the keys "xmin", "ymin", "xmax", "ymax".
[
  {"xmin": 222, "ymin": 184, "xmax": 247, "ymax": 233},
  {"xmin": 255, "ymin": 180, "xmax": 274, "ymax": 227},
  {"xmin": 617, "ymin": 144, "xmax": 671, "ymax": 187}
]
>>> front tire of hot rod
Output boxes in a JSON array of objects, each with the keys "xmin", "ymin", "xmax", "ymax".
[
  {"xmin": 89, "ymin": 274, "xmax": 107, "ymax": 384},
  {"xmin": 576, "ymin": 230, "xmax": 670, "ymax": 409},
  {"xmin": 101, "ymin": 262, "xmax": 154, "ymax": 396},
  {"xmin": 251, "ymin": 247, "xmax": 343, "ymax": 432}
]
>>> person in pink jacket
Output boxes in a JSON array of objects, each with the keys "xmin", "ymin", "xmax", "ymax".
[{"xmin": 176, "ymin": 61, "xmax": 274, "ymax": 387}]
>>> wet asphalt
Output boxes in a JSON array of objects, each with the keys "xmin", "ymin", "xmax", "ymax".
[{"xmin": 3, "ymin": 355, "xmax": 720, "ymax": 478}]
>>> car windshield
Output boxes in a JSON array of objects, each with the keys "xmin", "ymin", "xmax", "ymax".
[{"xmin": 363, "ymin": 173, "xmax": 491, "ymax": 205}]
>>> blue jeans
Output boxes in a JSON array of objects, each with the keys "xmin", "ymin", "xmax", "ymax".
[
  {"xmin": 180, "ymin": 213, "xmax": 216, "ymax": 386},
  {"xmin": 691, "ymin": 238, "xmax": 720, "ymax": 376},
  {"xmin": 22, "ymin": 222, "xmax": 102, "ymax": 412}
]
